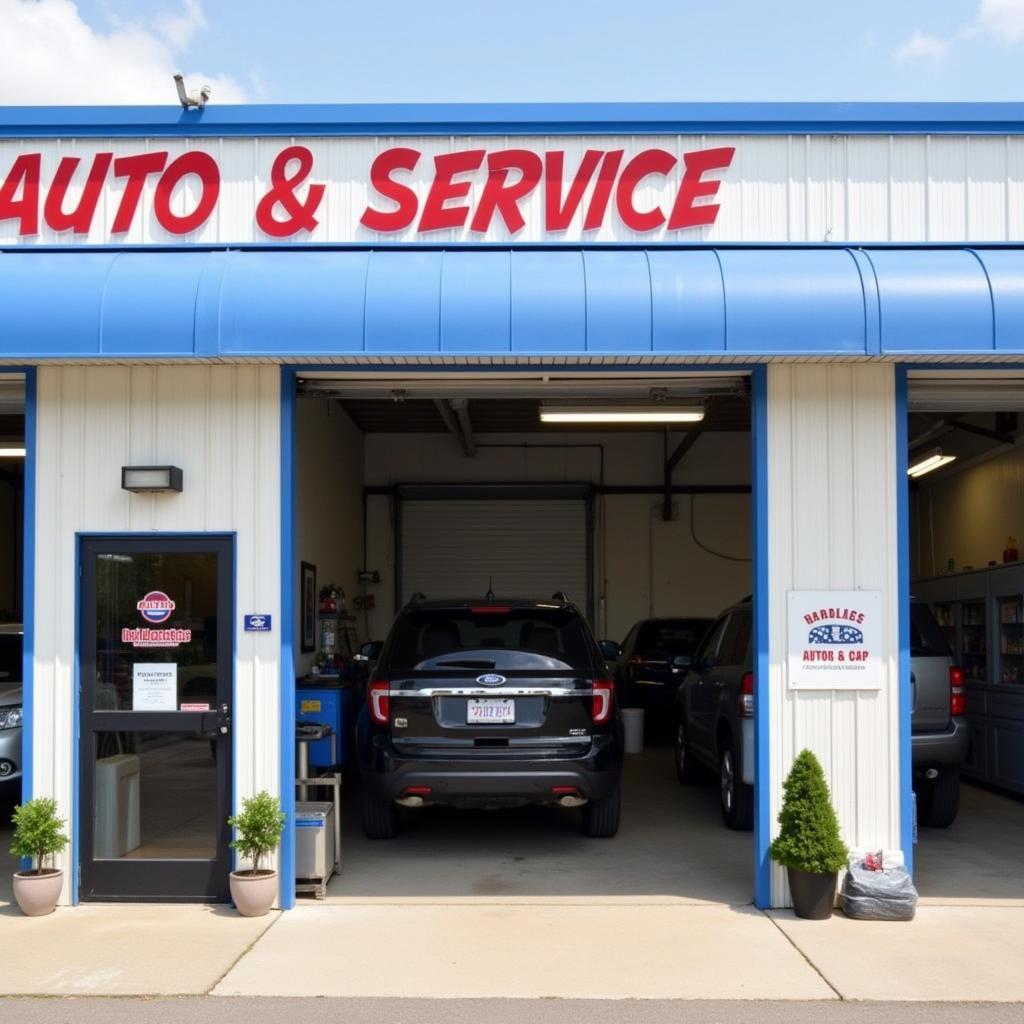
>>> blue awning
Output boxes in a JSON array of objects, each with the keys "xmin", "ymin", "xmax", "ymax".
[{"xmin": 1, "ymin": 247, "xmax": 1022, "ymax": 360}]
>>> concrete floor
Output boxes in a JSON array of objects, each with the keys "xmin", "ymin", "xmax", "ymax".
[
  {"xmin": 324, "ymin": 743, "xmax": 752, "ymax": 904},
  {"xmin": 915, "ymin": 781, "xmax": 1024, "ymax": 903}
]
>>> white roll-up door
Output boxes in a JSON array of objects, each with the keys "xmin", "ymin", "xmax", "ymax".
[
  {"xmin": 908, "ymin": 373, "xmax": 1024, "ymax": 411},
  {"xmin": 400, "ymin": 498, "xmax": 590, "ymax": 612}
]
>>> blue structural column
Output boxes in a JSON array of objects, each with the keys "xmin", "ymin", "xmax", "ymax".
[
  {"xmin": 20, "ymin": 368, "xmax": 36, "ymax": 807},
  {"xmin": 895, "ymin": 367, "xmax": 914, "ymax": 875},
  {"xmin": 279, "ymin": 367, "xmax": 297, "ymax": 909},
  {"xmin": 751, "ymin": 365, "xmax": 771, "ymax": 909}
]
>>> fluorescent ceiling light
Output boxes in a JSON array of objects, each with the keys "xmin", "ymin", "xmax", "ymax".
[
  {"xmin": 540, "ymin": 404, "xmax": 705, "ymax": 424},
  {"xmin": 908, "ymin": 448, "xmax": 957, "ymax": 478},
  {"xmin": 0, "ymin": 446, "xmax": 25, "ymax": 457}
]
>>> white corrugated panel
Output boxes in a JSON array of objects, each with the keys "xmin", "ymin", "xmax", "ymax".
[
  {"xmin": 3, "ymin": 134, "xmax": 1023, "ymax": 245},
  {"xmin": 766, "ymin": 364, "xmax": 900, "ymax": 908},
  {"xmin": 32, "ymin": 365, "xmax": 281, "ymax": 904},
  {"xmin": 400, "ymin": 499, "xmax": 589, "ymax": 610}
]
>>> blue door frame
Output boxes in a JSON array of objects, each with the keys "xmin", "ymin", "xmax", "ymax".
[{"xmin": 278, "ymin": 362, "xmax": 772, "ymax": 910}]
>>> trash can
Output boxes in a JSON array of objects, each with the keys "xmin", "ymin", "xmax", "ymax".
[
  {"xmin": 622, "ymin": 707, "xmax": 645, "ymax": 754},
  {"xmin": 295, "ymin": 801, "xmax": 336, "ymax": 880}
]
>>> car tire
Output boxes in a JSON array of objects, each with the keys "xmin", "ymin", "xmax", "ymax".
[
  {"xmin": 918, "ymin": 767, "xmax": 960, "ymax": 828},
  {"xmin": 582, "ymin": 784, "xmax": 621, "ymax": 838},
  {"xmin": 718, "ymin": 735, "xmax": 753, "ymax": 831},
  {"xmin": 361, "ymin": 791, "xmax": 401, "ymax": 840},
  {"xmin": 675, "ymin": 717, "xmax": 701, "ymax": 785}
]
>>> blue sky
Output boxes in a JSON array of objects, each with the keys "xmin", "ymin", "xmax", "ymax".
[{"xmin": 3, "ymin": 0, "xmax": 1024, "ymax": 104}]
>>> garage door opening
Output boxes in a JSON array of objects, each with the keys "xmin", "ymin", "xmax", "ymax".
[
  {"xmin": 290, "ymin": 369, "xmax": 755, "ymax": 904},
  {"xmin": 906, "ymin": 370, "xmax": 1024, "ymax": 902},
  {"xmin": 0, "ymin": 373, "xmax": 27, "ymax": 907}
]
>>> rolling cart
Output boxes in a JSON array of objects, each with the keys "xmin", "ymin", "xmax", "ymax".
[{"xmin": 295, "ymin": 722, "xmax": 342, "ymax": 899}]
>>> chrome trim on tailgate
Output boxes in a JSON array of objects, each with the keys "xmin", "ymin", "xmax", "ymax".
[{"xmin": 389, "ymin": 687, "xmax": 593, "ymax": 698}]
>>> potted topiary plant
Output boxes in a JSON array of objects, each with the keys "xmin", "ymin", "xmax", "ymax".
[
  {"xmin": 228, "ymin": 790, "xmax": 285, "ymax": 917},
  {"xmin": 769, "ymin": 748, "xmax": 848, "ymax": 920},
  {"xmin": 10, "ymin": 797, "xmax": 69, "ymax": 916}
]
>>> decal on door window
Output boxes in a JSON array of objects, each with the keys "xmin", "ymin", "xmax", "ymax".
[
  {"xmin": 137, "ymin": 591, "xmax": 176, "ymax": 623},
  {"xmin": 123, "ymin": 590, "xmax": 192, "ymax": 647}
]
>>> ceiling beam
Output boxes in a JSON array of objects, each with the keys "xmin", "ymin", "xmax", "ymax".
[
  {"xmin": 432, "ymin": 398, "xmax": 476, "ymax": 457},
  {"xmin": 949, "ymin": 418, "xmax": 1016, "ymax": 446},
  {"xmin": 450, "ymin": 398, "xmax": 477, "ymax": 457}
]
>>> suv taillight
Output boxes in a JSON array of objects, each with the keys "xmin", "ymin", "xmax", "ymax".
[
  {"xmin": 368, "ymin": 680, "xmax": 390, "ymax": 725},
  {"xmin": 950, "ymin": 666, "xmax": 965, "ymax": 717},
  {"xmin": 592, "ymin": 679, "xmax": 613, "ymax": 724},
  {"xmin": 738, "ymin": 672, "xmax": 754, "ymax": 718}
]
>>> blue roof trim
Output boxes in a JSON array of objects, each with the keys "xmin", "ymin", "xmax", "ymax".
[
  {"xmin": 2, "ymin": 246, "xmax": 1023, "ymax": 360},
  {"xmin": 2, "ymin": 102, "xmax": 1024, "ymax": 137}
]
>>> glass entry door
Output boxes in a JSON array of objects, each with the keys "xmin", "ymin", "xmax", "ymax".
[{"xmin": 79, "ymin": 536, "xmax": 233, "ymax": 901}]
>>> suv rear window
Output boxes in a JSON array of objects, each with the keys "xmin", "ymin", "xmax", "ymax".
[
  {"xmin": 910, "ymin": 604, "xmax": 951, "ymax": 658},
  {"xmin": 0, "ymin": 633, "xmax": 22, "ymax": 686},
  {"xmin": 636, "ymin": 619, "xmax": 710, "ymax": 656},
  {"xmin": 388, "ymin": 607, "xmax": 593, "ymax": 672}
]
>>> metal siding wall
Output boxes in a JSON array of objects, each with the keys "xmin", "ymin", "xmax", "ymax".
[
  {"xmin": 32, "ymin": 365, "xmax": 281, "ymax": 904},
  {"xmin": 4, "ymin": 135, "xmax": 1024, "ymax": 245},
  {"xmin": 766, "ymin": 364, "xmax": 900, "ymax": 906}
]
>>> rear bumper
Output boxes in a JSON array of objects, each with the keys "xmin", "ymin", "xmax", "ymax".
[
  {"xmin": 911, "ymin": 717, "xmax": 970, "ymax": 768},
  {"xmin": 0, "ymin": 725, "xmax": 21, "ymax": 783},
  {"xmin": 360, "ymin": 734, "xmax": 623, "ymax": 803}
]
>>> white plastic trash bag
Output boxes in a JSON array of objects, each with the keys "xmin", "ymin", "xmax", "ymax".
[{"xmin": 841, "ymin": 852, "xmax": 918, "ymax": 921}]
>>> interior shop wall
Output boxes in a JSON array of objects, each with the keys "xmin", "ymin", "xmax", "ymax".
[
  {"xmin": 294, "ymin": 398, "xmax": 364, "ymax": 671},
  {"xmin": 33, "ymin": 365, "xmax": 281, "ymax": 904},
  {"xmin": 0, "ymin": 470, "xmax": 19, "ymax": 619},
  {"xmin": 362, "ymin": 430, "xmax": 751, "ymax": 641},
  {"xmin": 912, "ymin": 444, "xmax": 1024, "ymax": 579}
]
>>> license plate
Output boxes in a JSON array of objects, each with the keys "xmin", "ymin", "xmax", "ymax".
[{"xmin": 467, "ymin": 698, "xmax": 515, "ymax": 724}]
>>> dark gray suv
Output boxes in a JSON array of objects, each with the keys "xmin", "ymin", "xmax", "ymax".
[{"xmin": 673, "ymin": 598, "xmax": 968, "ymax": 831}]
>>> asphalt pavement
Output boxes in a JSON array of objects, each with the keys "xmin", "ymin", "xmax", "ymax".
[{"xmin": 3, "ymin": 999, "xmax": 1024, "ymax": 1024}]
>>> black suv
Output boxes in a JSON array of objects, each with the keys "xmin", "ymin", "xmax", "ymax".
[{"xmin": 356, "ymin": 596, "xmax": 623, "ymax": 840}]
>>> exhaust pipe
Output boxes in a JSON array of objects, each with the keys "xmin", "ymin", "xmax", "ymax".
[
  {"xmin": 924, "ymin": 768, "xmax": 939, "ymax": 780},
  {"xmin": 397, "ymin": 795, "xmax": 425, "ymax": 808},
  {"xmin": 558, "ymin": 794, "xmax": 588, "ymax": 808}
]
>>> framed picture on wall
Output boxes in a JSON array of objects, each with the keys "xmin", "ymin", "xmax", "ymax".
[{"xmin": 300, "ymin": 561, "xmax": 317, "ymax": 653}]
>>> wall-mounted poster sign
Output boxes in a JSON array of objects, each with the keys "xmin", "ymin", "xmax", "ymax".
[
  {"xmin": 787, "ymin": 591, "xmax": 882, "ymax": 690},
  {"xmin": 132, "ymin": 663, "xmax": 178, "ymax": 711}
]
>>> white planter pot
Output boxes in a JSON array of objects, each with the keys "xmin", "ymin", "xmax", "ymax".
[
  {"xmin": 229, "ymin": 870, "xmax": 278, "ymax": 917},
  {"xmin": 13, "ymin": 869, "xmax": 63, "ymax": 916}
]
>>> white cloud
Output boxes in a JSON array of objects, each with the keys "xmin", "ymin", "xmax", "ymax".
[
  {"xmin": 0, "ymin": 0, "xmax": 247, "ymax": 104},
  {"xmin": 894, "ymin": 29, "xmax": 953, "ymax": 63},
  {"xmin": 978, "ymin": 0, "xmax": 1024, "ymax": 43},
  {"xmin": 894, "ymin": 0, "xmax": 1024, "ymax": 63}
]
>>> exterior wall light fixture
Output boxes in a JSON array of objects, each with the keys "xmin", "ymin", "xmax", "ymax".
[{"xmin": 121, "ymin": 465, "xmax": 184, "ymax": 493}]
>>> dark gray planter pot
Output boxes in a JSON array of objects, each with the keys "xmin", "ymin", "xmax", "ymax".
[{"xmin": 787, "ymin": 867, "xmax": 837, "ymax": 920}]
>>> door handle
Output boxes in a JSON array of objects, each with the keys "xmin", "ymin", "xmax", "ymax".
[{"xmin": 201, "ymin": 703, "xmax": 231, "ymax": 735}]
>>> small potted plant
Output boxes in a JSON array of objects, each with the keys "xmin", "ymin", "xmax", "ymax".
[
  {"xmin": 769, "ymin": 748, "xmax": 848, "ymax": 920},
  {"xmin": 10, "ymin": 797, "xmax": 69, "ymax": 916},
  {"xmin": 228, "ymin": 790, "xmax": 285, "ymax": 917}
]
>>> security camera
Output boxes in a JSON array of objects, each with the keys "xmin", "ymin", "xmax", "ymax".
[{"xmin": 173, "ymin": 73, "xmax": 211, "ymax": 110}]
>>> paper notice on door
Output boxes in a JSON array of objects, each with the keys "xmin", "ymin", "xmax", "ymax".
[{"xmin": 132, "ymin": 663, "xmax": 178, "ymax": 711}]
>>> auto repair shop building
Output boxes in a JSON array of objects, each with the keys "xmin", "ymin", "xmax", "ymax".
[{"xmin": 2, "ymin": 102, "xmax": 1023, "ymax": 910}]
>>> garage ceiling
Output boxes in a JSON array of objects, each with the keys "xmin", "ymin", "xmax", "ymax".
[
  {"xmin": 297, "ymin": 373, "xmax": 751, "ymax": 434},
  {"xmin": 334, "ymin": 394, "xmax": 751, "ymax": 434}
]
